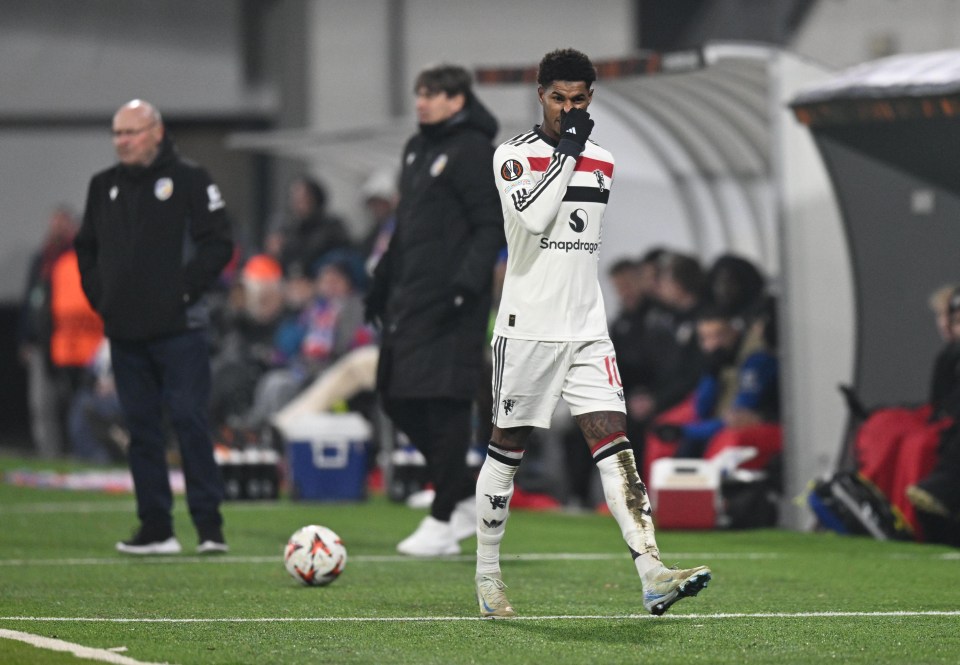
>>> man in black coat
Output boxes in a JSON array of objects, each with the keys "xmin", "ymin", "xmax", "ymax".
[
  {"xmin": 366, "ymin": 65, "xmax": 505, "ymax": 556},
  {"xmin": 75, "ymin": 99, "xmax": 234, "ymax": 555}
]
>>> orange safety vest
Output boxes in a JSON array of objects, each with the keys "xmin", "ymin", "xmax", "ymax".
[{"xmin": 49, "ymin": 250, "xmax": 104, "ymax": 367}]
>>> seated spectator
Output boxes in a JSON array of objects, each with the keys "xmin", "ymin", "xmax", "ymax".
[
  {"xmin": 904, "ymin": 287, "xmax": 960, "ymax": 539},
  {"xmin": 705, "ymin": 253, "xmax": 767, "ymax": 323},
  {"xmin": 907, "ymin": 430, "xmax": 960, "ymax": 546},
  {"xmin": 929, "ymin": 282, "xmax": 958, "ymax": 343},
  {"xmin": 264, "ymin": 176, "xmax": 352, "ymax": 279},
  {"xmin": 635, "ymin": 251, "xmax": 707, "ymax": 420},
  {"xmin": 67, "ymin": 340, "xmax": 127, "ymax": 464},
  {"xmin": 925, "ymin": 287, "xmax": 960, "ymax": 421},
  {"xmin": 209, "ymin": 255, "xmax": 286, "ymax": 440},
  {"xmin": 242, "ymin": 249, "xmax": 375, "ymax": 435},
  {"xmin": 853, "ymin": 283, "xmax": 960, "ymax": 538},
  {"xmin": 608, "ymin": 249, "xmax": 666, "ymax": 395},
  {"xmin": 655, "ymin": 303, "xmax": 780, "ymax": 460}
]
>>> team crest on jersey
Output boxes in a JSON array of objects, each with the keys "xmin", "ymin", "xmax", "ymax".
[
  {"xmin": 109, "ymin": 186, "xmax": 118, "ymax": 201},
  {"xmin": 405, "ymin": 151, "xmax": 416, "ymax": 165},
  {"xmin": 502, "ymin": 398, "xmax": 516, "ymax": 415},
  {"xmin": 594, "ymin": 169, "xmax": 606, "ymax": 192},
  {"xmin": 500, "ymin": 159, "xmax": 524, "ymax": 181},
  {"xmin": 430, "ymin": 153, "xmax": 448, "ymax": 177},
  {"xmin": 154, "ymin": 178, "xmax": 173, "ymax": 201}
]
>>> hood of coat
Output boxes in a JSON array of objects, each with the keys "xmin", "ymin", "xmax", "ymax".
[
  {"xmin": 117, "ymin": 135, "xmax": 177, "ymax": 180},
  {"xmin": 419, "ymin": 93, "xmax": 498, "ymax": 142}
]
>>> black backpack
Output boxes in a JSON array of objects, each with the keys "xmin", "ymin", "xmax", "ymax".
[{"xmin": 808, "ymin": 471, "xmax": 914, "ymax": 541}]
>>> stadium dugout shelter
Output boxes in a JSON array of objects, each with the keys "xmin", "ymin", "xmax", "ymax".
[
  {"xmin": 228, "ymin": 43, "xmax": 857, "ymax": 529},
  {"xmin": 791, "ymin": 49, "xmax": 960, "ymax": 434}
]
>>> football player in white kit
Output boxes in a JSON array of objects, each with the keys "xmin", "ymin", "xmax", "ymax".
[{"xmin": 474, "ymin": 48, "xmax": 711, "ymax": 617}]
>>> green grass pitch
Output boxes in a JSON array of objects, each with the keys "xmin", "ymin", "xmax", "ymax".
[{"xmin": 1, "ymin": 454, "xmax": 958, "ymax": 664}]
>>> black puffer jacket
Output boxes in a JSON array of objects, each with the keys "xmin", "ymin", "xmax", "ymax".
[
  {"xmin": 371, "ymin": 95, "xmax": 505, "ymax": 400},
  {"xmin": 75, "ymin": 137, "xmax": 233, "ymax": 341}
]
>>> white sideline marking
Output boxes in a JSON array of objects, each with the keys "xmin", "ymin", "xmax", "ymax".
[
  {"xmin": 0, "ymin": 628, "xmax": 170, "ymax": 664},
  {"xmin": 0, "ymin": 501, "xmax": 291, "ymax": 515},
  {"xmin": 2, "ymin": 611, "xmax": 960, "ymax": 623},
  {"xmin": 0, "ymin": 552, "xmax": 778, "ymax": 567},
  {"xmin": 0, "ymin": 501, "xmax": 137, "ymax": 514},
  {"xmin": 3, "ymin": 549, "xmax": 959, "ymax": 567}
]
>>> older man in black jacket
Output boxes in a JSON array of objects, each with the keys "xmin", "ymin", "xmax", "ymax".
[
  {"xmin": 366, "ymin": 65, "xmax": 505, "ymax": 556},
  {"xmin": 75, "ymin": 99, "xmax": 233, "ymax": 555}
]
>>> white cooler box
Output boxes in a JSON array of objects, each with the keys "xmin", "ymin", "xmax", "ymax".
[
  {"xmin": 649, "ymin": 458, "xmax": 720, "ymax": 529},
  {"xmin": 280, "ymin": 412, "xmax": 371, "ymax": 501}
]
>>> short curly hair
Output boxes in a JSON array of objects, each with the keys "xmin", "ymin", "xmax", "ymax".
[{"xmin": 537, "ymin": 48, "xmax": 596, "ymax": 88}]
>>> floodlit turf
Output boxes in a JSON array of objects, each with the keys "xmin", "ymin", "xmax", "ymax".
[{"xmin": 1, "ymin": 454, "xmax": 959, "ymax": 665}]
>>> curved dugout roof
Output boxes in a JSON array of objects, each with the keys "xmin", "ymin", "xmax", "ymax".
[{"xmin": 591, "ymin": 43, "xmax": 779, "ymax": 274}]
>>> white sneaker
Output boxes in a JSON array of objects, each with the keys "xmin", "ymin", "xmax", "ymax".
[
  {"xmin": 396, "ymin": 516, "xmax": 460, "ymax": 556},
  {"xmin": 405, "ymin": 488, "xmax": 436, "ymax": 509},
  {"xmin": 116, "ymin": 533, "xmax": 182, "ymax": 555},
  {"xmin": 197, "ymin": 539, "xmax": 230, "ymax": 554},
  {"xmin": 450, "ymin": 497, "xmax": 477, "ymax": 542},
  {"xmin": 476, "ymin": 573, "xmax": 516, "ymax": 617}
]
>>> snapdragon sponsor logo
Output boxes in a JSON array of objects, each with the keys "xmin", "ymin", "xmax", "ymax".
[{"xmin": 539, "ymin": 237, "xmax": 601, "ymax": 254}]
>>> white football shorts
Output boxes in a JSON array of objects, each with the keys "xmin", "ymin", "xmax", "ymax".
[{"xmin": 490, "ymin": 335, "xmax": 626, "ymax": 429}]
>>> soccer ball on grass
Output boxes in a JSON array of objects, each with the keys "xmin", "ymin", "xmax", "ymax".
[{"xmin": 284, "ymin": 525, "xmax": 347, "ymax": 586}]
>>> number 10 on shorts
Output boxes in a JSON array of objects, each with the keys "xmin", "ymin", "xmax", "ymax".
[{"xmin": 604, "ymin": 356, "xmax": 622, "ymax": 387}]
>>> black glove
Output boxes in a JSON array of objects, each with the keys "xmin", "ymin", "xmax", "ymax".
[
  {"xmin": 651, "ymin": 423, "xmax": 684, "ymax": 443},
  {"xmin": 363, "ymin": 258, "xmax": 390, "ymax": 329},
  {"xmin": 555, "ymin": 107, "xmax": 594, "ymax": 158},
  {"xmin": 363, "ymin": 286, "xmax": 386, "ymax": 329}
]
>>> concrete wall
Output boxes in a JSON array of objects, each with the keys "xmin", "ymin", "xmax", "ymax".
[
  {"xmin": 773, "ymin": 52, "xmax": 856, "ymax": 528},
  {"xmin": 0, "ymin": 0, "xmax": 271, "ymax": 118},
  {"xmin": 793, "ymin": 0, "xmax": 960, "ymax": 67},
  {"xmin": 0, "ymin": 0, "xmax": 277, "ymax": 302},
  {"xmin": 306, "ymin": 0, "xmax": 635, "ymax": 132}
]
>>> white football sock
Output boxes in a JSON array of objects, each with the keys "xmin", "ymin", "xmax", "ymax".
[
  {"xmin": 592, "ymin": 432, "xmax": 663, "ymax": 579},
  {"xmin": 475, "ymin": 443, "xmax": 523, "ymax": 577}
]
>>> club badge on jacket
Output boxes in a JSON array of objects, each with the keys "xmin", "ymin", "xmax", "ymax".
[
  {"xmin": 155, "ymin": 178, "xmax": 173, "ymax": 201},
  {"xmin": 430, "ymin": 154, "xmax": 448, "ymax": 177}
]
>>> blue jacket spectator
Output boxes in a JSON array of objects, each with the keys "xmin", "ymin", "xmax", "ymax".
[{"xmin": 657, "ymin": 303, "xmax": 779, "ymax": 458}]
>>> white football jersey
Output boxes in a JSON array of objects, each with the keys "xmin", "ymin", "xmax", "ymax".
[{"xmin": 493, "ymin": 126, "xmax": 614, "ymax": 341}]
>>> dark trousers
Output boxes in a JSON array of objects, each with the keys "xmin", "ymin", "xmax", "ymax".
[
  {"xmin": 111, "ymin": 330, "xmax": 223, "ymax": 537},
  {"xmin": 383, "ymin": 397, "xmax": 474, "ymax": 522}
]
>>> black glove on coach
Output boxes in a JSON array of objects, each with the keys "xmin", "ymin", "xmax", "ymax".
[{"xmin": 555, "ymin": 107, "xmax": 594, "ymax": 158}]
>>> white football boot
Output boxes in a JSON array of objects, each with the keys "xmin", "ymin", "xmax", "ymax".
[
  {"xmin": 642, "ymin": 565, "xmax": 712, "ymax": 615},
  {"xmin": 476, "ymin": 573, "xmax": 516, "ymax": 618}
]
